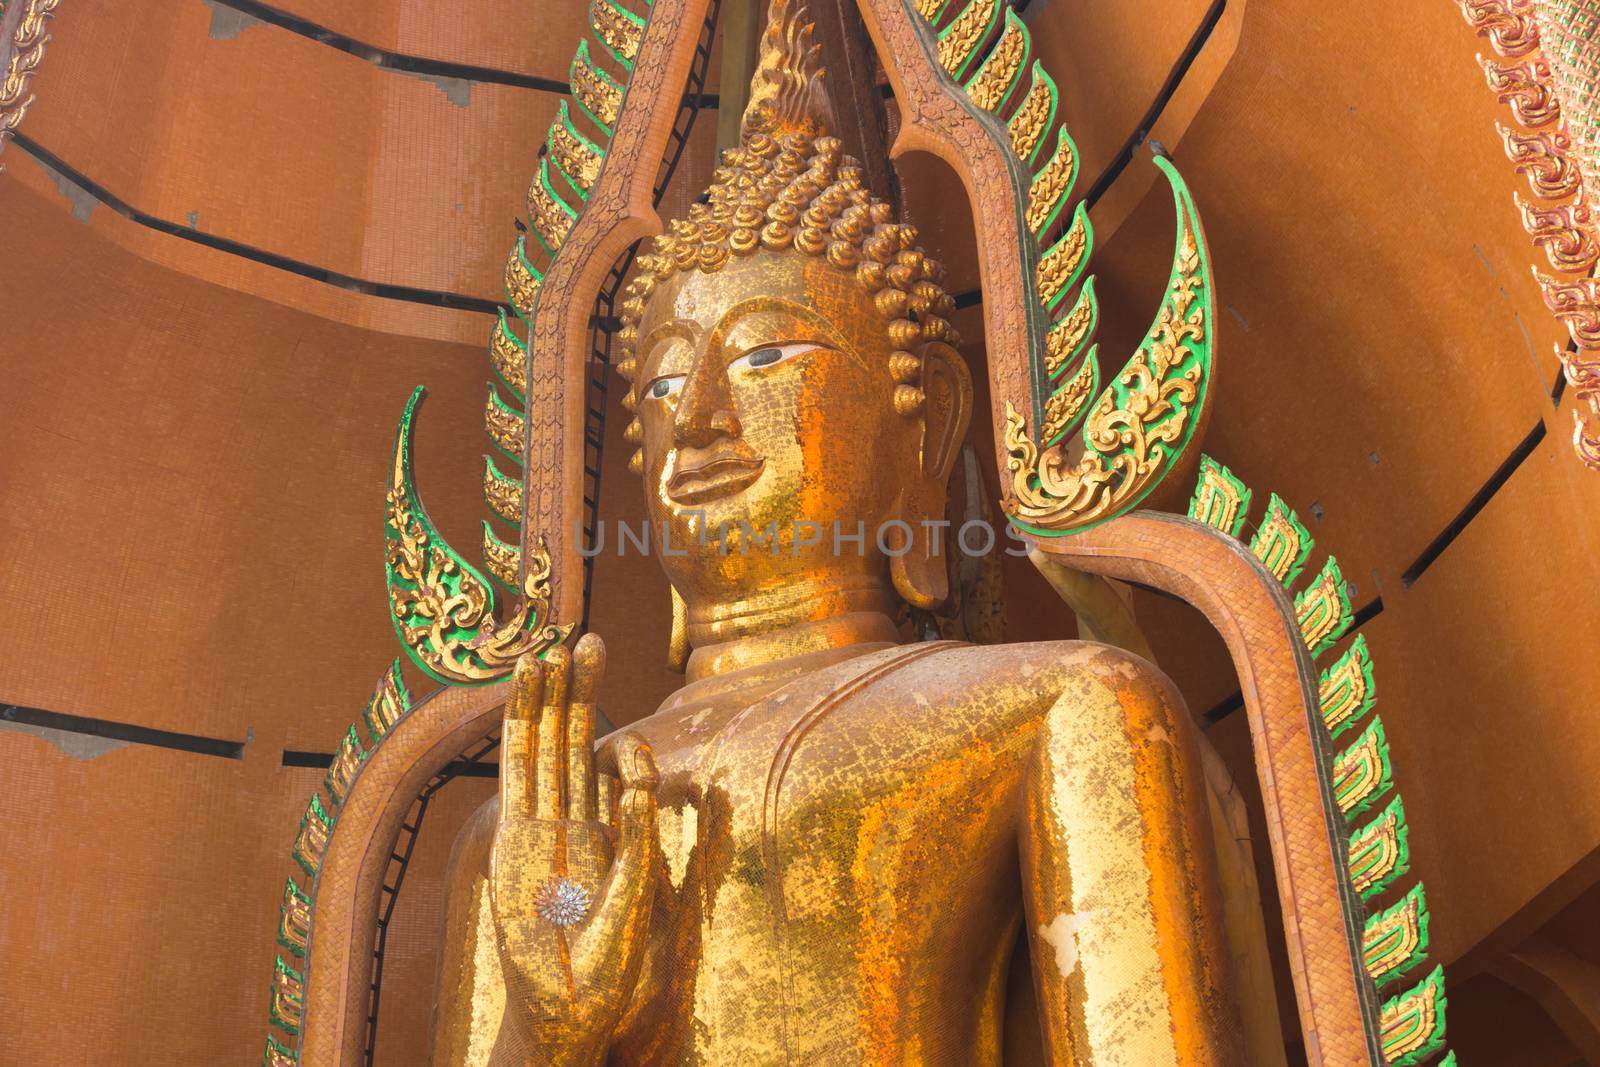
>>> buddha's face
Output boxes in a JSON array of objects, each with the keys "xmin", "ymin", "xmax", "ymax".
[{"xmin": 632, "ymin": 250, "xmax": 915, "ymax": 609}]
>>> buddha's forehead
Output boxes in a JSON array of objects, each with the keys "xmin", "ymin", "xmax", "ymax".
[{"xmin": 637, "ymin": 251, "xmax": 878, "ymax": 344}]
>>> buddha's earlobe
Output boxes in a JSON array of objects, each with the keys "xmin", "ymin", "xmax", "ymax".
[
  {"xmin": 666, "ymin": 585, "xmax": 690, "ymax": 673},
  {"xmin": 890, "ymin": 486, "xmax": 950, "ymax": 609},
  {"xmin": 890, "ymin": 340, "xmax": 973, "ymax": 610},
  {"xmin": 914, "ymin": 340, "xmax": 972, "ymax": 483}
]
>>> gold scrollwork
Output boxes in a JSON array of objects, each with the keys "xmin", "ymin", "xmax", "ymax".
[
  {"xmin": 1006, "ymin": 228, "xmax": 1204, "ymax": 531},
  {"xmin": 1480, "ymin": 54, "xmax": 1562, "ymax": 127},
  {"xmin": 571, "ymin": 42, "xmax": 624, "ymax": 129},
  {"xmin": 1026, "ymin": 131, "xmax": 1076, "ymax": 237},
  {"xmin": 1499, "ymin": 124, "xmax": 1582, "ymax": 198},
  {"xmin": 386, "ymin": 449, "xmax": 572, "ymax": 681},
  {"xmin": 485, "ymin": 387, "xmax": 526, "ymax": 457},
  {"xmin": 483, "ymin": 456, "xmax": 524, "ymax": 524},
  {"xmin": 481, "ymin": 524, "xmax": 522, "ymax": 589},
  {"xmin": 550, "ymin": 111, "xmax": 604, "ymax": 193},
  {"xmin": 1006, "ymin": 64, "xmax": 1051, "ymax": 164},
  {"xmin": 936, "ymin": 0, "xmax": 998, "ymax": 77},
  {"xmin": 590, "ymin": 0, "xmax": 644, "ymax": 66},
  {"xmin": 964, "ymin": 12, "xmax": 1024, "ymax": 112},
  {"xmin": 1044, "ymin": 282, "xmax": 1096, "ymax": 376},
  {"xmin": 1040, "ymin": 357, "xmax": 1095, "ymax": 443},
  {"xmin": 1516, "ymin": 191, "xmax": 1600, "ymax": 271},
  {"xmin": 1035, "ymin": 207, "xmax": 1087, "ymax": 306},
  {"xmin": 504, "ymin": 241, "xmax": 543, "ymax": 322},
  {"xmin": 384, "ymin": 412, "xmax": 572, "ymax": 681},
  {"xmin": 529, "ymin": 166, "xmax": 577, "ymax": 255}
]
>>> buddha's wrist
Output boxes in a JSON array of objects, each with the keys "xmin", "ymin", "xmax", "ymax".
[
  {"xmin": 522, "ymin": 1030, "xmax": 609, "ymax": 1067},
  {"xmin": 492, "ymin": 1001, "xmax": 611, "ymax": 1067}
]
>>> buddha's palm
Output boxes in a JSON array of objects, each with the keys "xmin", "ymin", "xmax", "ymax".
[{"xmin": 488, "ymin": 636, "xmax": 659, "ymax": 1067}]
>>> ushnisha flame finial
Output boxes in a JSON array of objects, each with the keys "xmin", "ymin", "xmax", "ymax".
[{"xmin": 740, "ymin": 0, "xmax": 837, "ymax": 143}]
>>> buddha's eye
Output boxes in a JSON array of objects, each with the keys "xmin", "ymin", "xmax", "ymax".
[
  {"xmin": 729, "ymin": 342, "xmax": 817, "ymax": 373},
  {"xmin": 646, "ymin": 375, "xmax": 686, "ymax": 400}
]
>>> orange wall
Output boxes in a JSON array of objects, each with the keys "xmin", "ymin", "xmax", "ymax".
[
  {"xmin": 0, "ymin": 168, "xmax": 497, "ymax": 1061},
  {"xmin": 1081, "ymin": 0, "xmax": 1600, "ymax": 969},
  {"xmin": 3, "ymin": 0, "xmax": 1597, "ymax": 1063}
]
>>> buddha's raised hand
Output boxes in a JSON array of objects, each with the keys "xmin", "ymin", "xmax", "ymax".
[{"xmin": 487, "ymin": 636, "xmax": 659, "ymax": 1067}]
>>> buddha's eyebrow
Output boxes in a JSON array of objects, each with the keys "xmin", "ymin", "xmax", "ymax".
[
  {"xmin": 711, "ymin": 296, "xmax": 850, "ymax": 351},
  {"xmin": 637, "ymin": 320, "xmax": 696, "ymax": 377}
]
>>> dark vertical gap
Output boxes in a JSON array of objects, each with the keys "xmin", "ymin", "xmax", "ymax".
[
  {"xmin": 582, "ymin": 264, "xmax": 625, "ymax": 633},
  {"xmin": 364, "ymin": 732, "xmax": 500, "ymax": 1065},
  {"xmin": 1400, "ymin": 419, "xmax": 1547, "ymax": 588},
  {"xmin": 1081, "ymin": 0, "xmax": 1226, "ymax": 211},
  {"xmin": 364, "ymin": 792, "xmax": 429, "ymax": 1064}
]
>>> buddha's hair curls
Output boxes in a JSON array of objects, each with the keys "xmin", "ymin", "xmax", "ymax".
[{"xmin": 614, "ymin": 0, "xmax": 959, "ymax": 475}]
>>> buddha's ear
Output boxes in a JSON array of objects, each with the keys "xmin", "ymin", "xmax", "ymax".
[
  {"xmin": 917, "ymin": 340, "xmax": 972, "ymax": 483},
  {"xmin": 890, "ymin": 341, "xmax": 973, "ymax": 611}
]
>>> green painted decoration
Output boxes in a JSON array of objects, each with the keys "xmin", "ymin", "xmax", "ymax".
[
  {"xmin": 1349, "ymin": 795, "xmax": 1412, "ymax": 901},
  {"xmin": 1333, "ymin": 716, "xmax": 1395, "ymax": 820},
  {"xmin": 1188, "ymin": 455, "xmax": 1254, "ymax": 537},
  {"xmin": 1319, "ymin": 635, "xmax": 1377, "ymax": 740},
  {"xmin": 1296, "ymin": 555, "xmax": 1354, "ymax": 658},
  {"xmin": 1248, "ymin": 492, "xmax": 1314, "ymax": 585},
  {"xmin": 1363, "ymin": 883, "xmax": 1432, "ymax": 988},
  {"xmin": 385, "ymin": 389, "xmax": 550, "ymax": 687},
  {"xmin": 362, "ymin": 658, "xmax": 411, "ymax": 745},
  {"xmin": 1380, "ymin": 965, "xmax": 1449, "ymax": 1067}
]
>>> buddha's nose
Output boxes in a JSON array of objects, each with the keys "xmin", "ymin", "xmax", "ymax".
[{"xmin": 672, "ymin": 356, "xmax": 743, "ymax": 448}]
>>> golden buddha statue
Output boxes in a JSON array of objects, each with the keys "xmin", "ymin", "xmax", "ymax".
[{"xmin": 429, "ymin": 6, "xmax": 1248, "ymax": 1061}]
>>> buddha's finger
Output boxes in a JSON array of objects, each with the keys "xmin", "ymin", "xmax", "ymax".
[
  {"xmin": 612, "ymin": 734, "xmax": 659, "ymax": 856},
  {"xmin": 500, "ymin": 654, "xmax": 544, "ymax": 818},
  {"xmin": 534, "ymin": 645, "xmax": 572, "ymax": 820},
  {"xmin": 596, "ymin": 773, "xmax": 618, "ymax": 830},
  {"xmin": 585, "ymin": 735, "xmax": 658, "ymax": 962},
  {"xmin": 567, "ymin": 633, "xmax": 605, "ymax": 821}
]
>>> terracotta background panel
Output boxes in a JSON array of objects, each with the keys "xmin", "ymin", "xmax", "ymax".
[
  {"xmin": 1089, "ymin": 67, "xmax": 1560, "ymax": 597},
  {"xmin": 0, "ymin": 732, "xmax": 322, "ymax": 1066},
  {"xmin": 1358, "ymin": 433, "xmax": 1600, "ymax": 962},
  {"xmin": 1026, "ymin": 0, "xmax": 1213, "ymax": 184},
  {"xmin": 4, "ymin": 0, "xmax": 1600, "ymax": 1060},
  {"xmin": 27, "ymin": 0, "xmax": 556, "ymax": 302},
  {"xmin": 268, "ymin": 0, "xmax": 590, "ymax": 81},
  {"xmin": 0, "ymin": 174, "xmax": 494, "ymax": 744},
  {"xmin": 4, "ymin": 148, "xmax": 496, "ymax": 346}
]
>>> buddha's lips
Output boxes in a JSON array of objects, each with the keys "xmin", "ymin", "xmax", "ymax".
[{"xmin": 666, "ymin": 454, "xmax": 766, "ymax": 505}]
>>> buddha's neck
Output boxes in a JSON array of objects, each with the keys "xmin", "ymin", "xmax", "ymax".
[{"xmin": 683, "ymin": 576, "xmax": 900, "ymax": 682}]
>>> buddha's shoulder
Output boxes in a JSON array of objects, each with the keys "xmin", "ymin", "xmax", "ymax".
[
  {"xmin": 891, "ymin": 638, "xmax": 1174, "ymax": 701},
  {"xmin": 622, "ymin": 639, "xmax": 1177, "ymax": 773}
]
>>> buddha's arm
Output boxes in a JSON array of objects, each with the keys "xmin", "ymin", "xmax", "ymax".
[{"xmin": 1018, "ymin": 648, "xmax": 1244, "ymax": 1064}]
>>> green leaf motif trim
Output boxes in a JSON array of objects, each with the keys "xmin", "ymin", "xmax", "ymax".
[
  {"xmin": 1249, "ymin": 492, "xmax": 1314, "ymax": 585},
  {"xmin": 1188, "ymin": 455, "xmax": 1253, "ymax": 537},
  {"xmin": 385, "ymin": 388, "xmax": 569, "ymax": 687}
]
